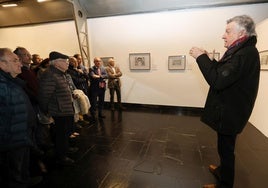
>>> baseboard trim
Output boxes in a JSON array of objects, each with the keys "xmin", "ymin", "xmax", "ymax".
[{"xmin": 104, "ymin": 102, "xmax": 203, "ymax": 116}]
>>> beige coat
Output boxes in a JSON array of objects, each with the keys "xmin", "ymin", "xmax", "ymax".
[{"xmin": 106, "ymin": 65, "xmax": 122, "ymax": 88}]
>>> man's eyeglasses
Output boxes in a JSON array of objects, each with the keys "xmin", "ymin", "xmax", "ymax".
[
  {"xmin": 0, "ymin": 58, "xmax": 21, "ymax": 63},
  {"xmin": 59, "ymin": 59, "xmax": 69, "ymax": 64}
]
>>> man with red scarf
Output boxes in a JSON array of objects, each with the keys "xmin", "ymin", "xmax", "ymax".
[{"xmin": 190, "ymin": 15, "xmax": 260, "ymax": 188}]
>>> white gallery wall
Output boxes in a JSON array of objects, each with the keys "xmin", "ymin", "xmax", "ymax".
[
  {"xmin": 89, "ymin": 3, "xmax": 268, "ymax": 108},
  {"xmin": 0, "ymin": 3, "xmax": 268, "ymax": 136},
  {"xmin": 0, "ymin": 22, "xmax": 80, "ymax": 58},
  {"xmin": 250, "ymin": 18, "xmax": 268, "ymax": 137}
]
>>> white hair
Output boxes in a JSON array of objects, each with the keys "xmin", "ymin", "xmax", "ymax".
[{"xmin": 227, "ymin": 15, "xmax": 256, "ymax": 36}]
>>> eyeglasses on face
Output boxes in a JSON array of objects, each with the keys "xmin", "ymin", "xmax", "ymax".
[
  {"xmin": 58, "ymin": 59, "xmax": 69, "ymax": 64},
  {"xmin": 0, "ymin": 58, "xmax": 21, "ymax": 63}
]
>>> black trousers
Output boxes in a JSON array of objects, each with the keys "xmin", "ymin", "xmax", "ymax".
[
  {"xmin": 109, "ymin": 83, "xmax": 121, "ymax": 107},
  {"xmin": 0, "ymin": 147, "xmax": 30, "ymax": 188},
  {"xmin": 52, "ymin": 116, "xmax": 74, "ymax": 159},
  {"xmin": 89, "ymin": 88, "xmax": 105, "ymax": 116},
  {"xmin": 217, "ymin": 133, "xmax": 237, "ymax": 188}
]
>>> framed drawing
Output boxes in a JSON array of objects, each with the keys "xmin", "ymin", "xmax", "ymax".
[
  {"xmin": 208, "ymin": 52, "xmax": 220, "ymax": 61},
  {"xmin": 129, "ymin": 53, "xmax": 151, "ymax": 70},
  {"xmin": 100, "ymin": 57, "xmax": 113, "ymax": 67},
  {"xmin": 259, "ymin": 50, "xmax": 268, "ymax": 70},
  {"xmin": 168, "ymin": 55, "xmax": 186, "ymax": 70}
]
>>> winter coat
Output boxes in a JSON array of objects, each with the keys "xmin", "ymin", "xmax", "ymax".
[
  {"xmin": 67, "ymin": 65, "xmax": 89, "ymax": 95},
  {"xmin": 38, "ymin": 66, "xmax": 74, "ymax": 117},
  {"xmin": 0, "ymin": 70, "xmax": 34, "ymax": 151},
  {"xmin": 17, "ymin": 65, "xmax": 39, "ymax": 105},
  {"xmin": 196, "ymin": 36, "xmax": 260, "ymax": 135}
]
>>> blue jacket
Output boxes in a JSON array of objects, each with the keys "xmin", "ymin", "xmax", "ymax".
[
  {"xmin": 0, "ymin": 70, "xmax": 34, "ymax": 151},
  {"xmin": 89, "ymin": 65, "xmax": 108, "ymax": 91}
]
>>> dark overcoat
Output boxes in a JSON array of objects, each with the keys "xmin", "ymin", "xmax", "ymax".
[{"xmin": 196, "ymin": 36, "xmax": 260, "ymax": 135}]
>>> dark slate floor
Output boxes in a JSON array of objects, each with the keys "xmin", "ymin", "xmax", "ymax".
[{"xmin": 33, "ymin": 105, "xmax": 268, "ymax": 188}]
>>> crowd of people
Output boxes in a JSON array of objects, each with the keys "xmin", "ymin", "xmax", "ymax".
[
  {"xmin": 0, "ymin": 47, "xmax": 125, "ymax": 187},
  {"xmin": 0, "ymin": 14, "xmax": 260, "ymax": 188}
]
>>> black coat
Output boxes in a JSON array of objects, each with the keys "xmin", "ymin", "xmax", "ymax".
[
  {"xmin": 196, "ymin": 36, "xmax": 260, "ymax": 135},
  {"xmin": 67, "ymin": 65, "xmax": 89, "ymax": 95}
]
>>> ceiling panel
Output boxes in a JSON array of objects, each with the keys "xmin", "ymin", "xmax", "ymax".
[
  {"xmin": 0, "ymin": 0, "xmax": 267, "ymax": 28},
  {"xmin": 0, "ymin": 0, "xmax": 73, "ymax": 28},
  {"xmin": 80, "ymin": 0, "xmax": 268, "ymax": 17}
]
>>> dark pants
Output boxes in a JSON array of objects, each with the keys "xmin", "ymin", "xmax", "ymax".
[
  {"xmin": 217, "ymin": 133, "xmax": 237, "ymax": 188},
  {"xmin": 52, "ymin": 116, "xmax": 74, "ymax": 159},
  {"xmin": 0, "ymin": 147, "xmax": 30, "ymax": 188},
  {"xmin": 109, "ymin": 83, "xmax": 121, "ymax": 107},
  {"xmin": 35, "ymin": 122, "xmax": 53, "ymax": 149},
  {"xmin": 89, "ymin": 88, "xmax": 105, "ymax": 116},
  {"xmin": 77, "ymin": 81, "xmax": 89, "ymax": 98}
]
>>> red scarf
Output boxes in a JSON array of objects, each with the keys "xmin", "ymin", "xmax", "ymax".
[{"xmin": 228, "ymin": 36, "xmax": 248, "ymax": 49}]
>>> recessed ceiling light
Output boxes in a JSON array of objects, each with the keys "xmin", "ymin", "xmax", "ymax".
[
  {"xmin": 2, "ymin": 4, "xmax": 18, "ymax": 7},
  {"xmin": 37, "ymin": 0, "xmax": 51, "ymax": 2}
]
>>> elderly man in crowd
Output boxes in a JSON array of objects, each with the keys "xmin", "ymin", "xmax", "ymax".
[
  {"xmin": 0, "ymin": 48, "xmax": 42, "ymax": 187},
  {"xmin": 38, "ymin": 51, "xmax": 77, "ymax": 165},
  {"xmin": 106, "ymin": 58, "xmax": 125, "ymax": 111},
  {"xmin": 89, "ymin": 57, "xmax": 108, "ymax": 120}
]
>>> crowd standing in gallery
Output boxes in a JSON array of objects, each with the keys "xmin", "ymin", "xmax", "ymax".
[{"xmin": 0, "ymin": 14, "xmax": 260, "ymax": 188}]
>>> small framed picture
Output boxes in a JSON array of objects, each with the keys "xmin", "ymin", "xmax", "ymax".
[
  {"xmin": 100, "ymin": 57, "xmax": 113, "ymax": 67},
  {"xmin": 168, "ymin": 55, "xmax": 186, "ymax": 70},
  {"xmin": 208, "ymin": 52, "xmax": 220, "ymax": 61},
  {"xmin": 259, "ymin": 50, "xmax": 268, "ymax": 70},
  {"xmin": 129, "ymin": 53, "xmax": 151, "ymax": 70}
]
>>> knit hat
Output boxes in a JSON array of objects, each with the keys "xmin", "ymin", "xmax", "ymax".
[{"xmin": 49, "ymin": 51, "xmax": 69, "ymax": 61}]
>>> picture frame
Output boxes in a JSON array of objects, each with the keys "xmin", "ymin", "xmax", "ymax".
[
  {"xmin": 100, "ymin": 57, "xmax": 113, "ymax": 67},
  {"xmin": 168, "ymin": 55, "xmax": 186, "ymax": 70},
  {"xmin": 129, "ymin": 53, "xmax": 151, "ymax": 70},
  {"xmin": 208, "ymin": 52, "xmax": 220, "ymax": 61},
  {"xmin": 259, "ymin": 50, "xmax": 268, "ymax": 70}
]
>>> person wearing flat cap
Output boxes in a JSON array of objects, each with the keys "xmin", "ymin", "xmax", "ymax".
[{"xmin": 38, "ymin": 51, "xmax": 77, "ymax": 165}]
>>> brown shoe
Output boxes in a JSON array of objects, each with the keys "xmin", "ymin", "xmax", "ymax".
[
  {"xmin": 209, "ymin": 164, "xmax": 220, "ymax": 180},
  {"xmin": 203, "ymin": 184, "xmax": 217, "ymax": 188},
  {"xmin": 209, "ymin": 164, "xmax": 217, "ymax": 172}
]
